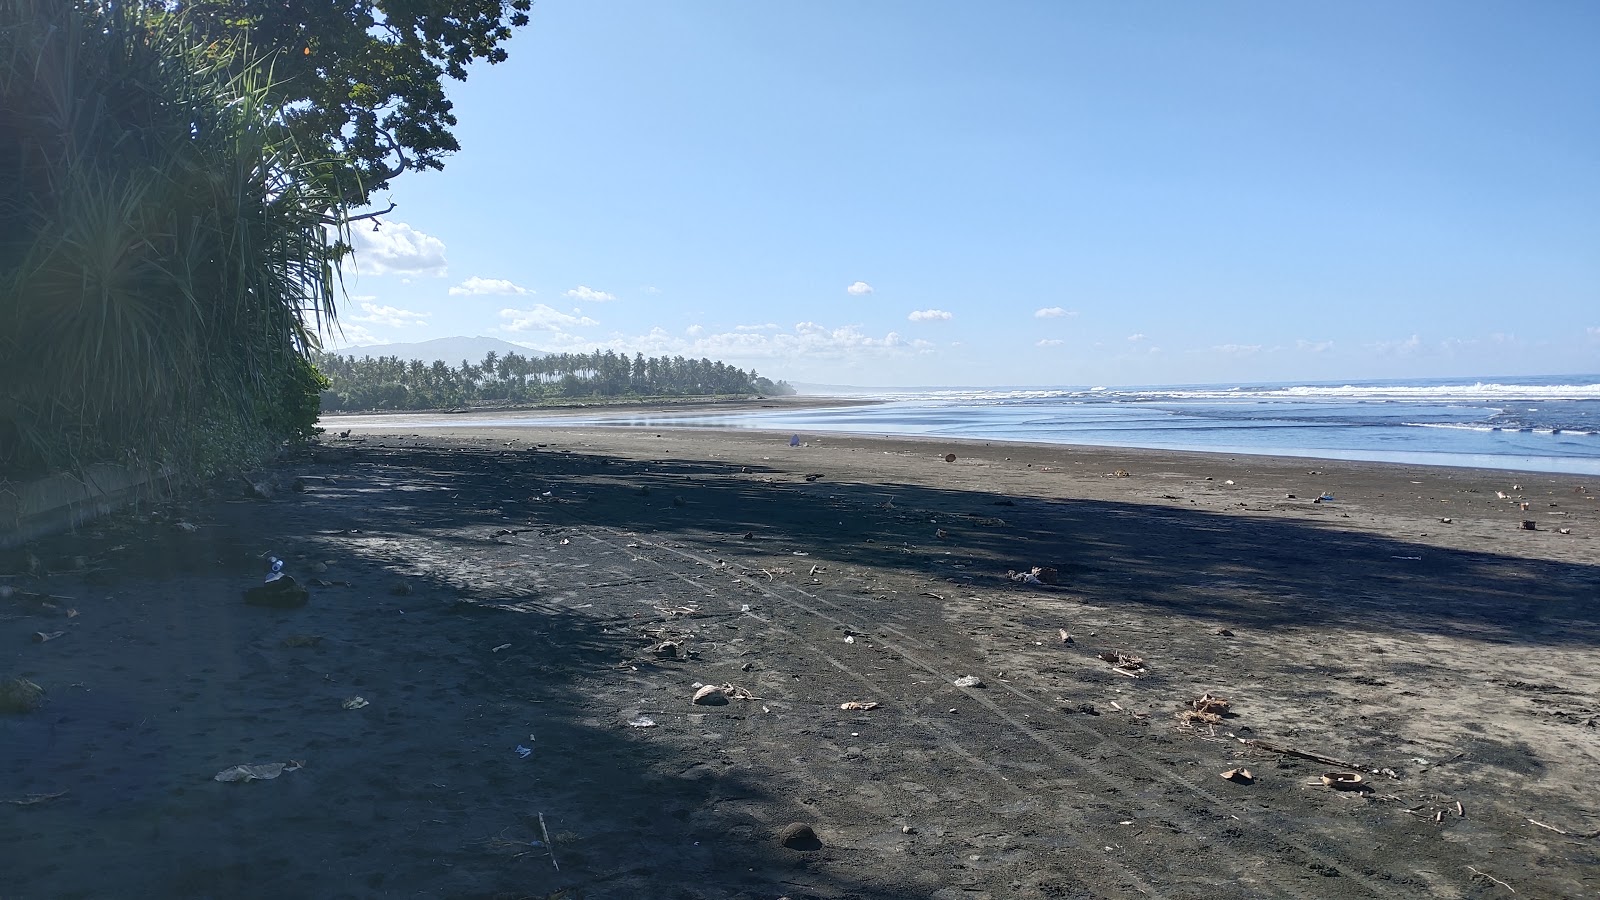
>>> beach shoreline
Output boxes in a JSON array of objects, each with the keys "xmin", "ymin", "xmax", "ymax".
[{"xmin": 4, "ymin": 422, "xmax": 1597, "ymax": 897}]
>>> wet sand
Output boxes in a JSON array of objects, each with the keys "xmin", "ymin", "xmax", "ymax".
[{"xmin": 2, "ymin": 421, "xmax": 1597, "ymax": 898}]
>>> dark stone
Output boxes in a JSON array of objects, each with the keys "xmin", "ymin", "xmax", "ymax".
[
  {"xmin": 777, "ymin": 822, "xmax": 821, "ymax": 851},
  {"xmin": 244, "ymin": 575, "xmax": 309, "ymax": 609}
]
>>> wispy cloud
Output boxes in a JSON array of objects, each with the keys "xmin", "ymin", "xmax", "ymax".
[
  {"xmin": 350, "ymin": 301, "xmax": 431, "ymax": 327},
  {"xmin": 641, "ymin": 286, "xmax": 661, "ymax": 295},
  {"xmin": 908, "ymin": 309, "xmax": 952, "ymax": 322},
  {"xmin": 1296, "ymin": 339, "xmax": 1334, "ymax": 353},
  {"xmin": 349, "ymin": 221, "xmax": 448, "ymax": 277},
  {"xmin": 735, "ymin": 323, "xmax": 780, "ymax": 332},
  {"xmin": 1036, "ymin": 338, "xmax": 1064, "ymax": 347},
  {"xmin": 1369, "ymin": 334, "xmax": 1423, "ymax": 355},
  {"xmin": 1034, "ymin": 307, "xmax": 1077, "ymax": 319},
  {"xmin": 516, "ymin": 322, "xmax": 934, "ymax": 365},
  {"xmin": 1211, "ymin": 343, "xmax": 1263, "ymax": 356},
  {"xmin": 564, "ymin": 285, "xmax": 617, "ymax": 303},
  {"xmin": 450, "ymin": 276, "xmax": 531, "ymax": 296},
  {"xmin": 846, "ymin": 281, "xmax": 874, "ymax": 296},
  {"xmin": 1127, "ymin": 333, "xmax": 1147, "ymax": 342},
  {"xmin": 498, "ymin": 305, "xmax": 600, "ymax": 333}
]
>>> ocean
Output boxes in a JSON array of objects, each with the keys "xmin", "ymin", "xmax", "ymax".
[
  {"xmin": 328, "ymin": 376, "xmax": 1600, "ymax": 476},
  {"xmin": 541, "ymin": 375, "xmax": 1600, "ymax": 476}
]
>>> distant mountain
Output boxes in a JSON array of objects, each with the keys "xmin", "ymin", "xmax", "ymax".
[{"xmin": 332, "ymin": 336, "xmax": 547, "ymax": 365}]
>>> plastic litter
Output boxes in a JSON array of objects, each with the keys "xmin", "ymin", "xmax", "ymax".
[
  {"xmin": 627, "ymin": 716, "xmax": 657, "ymax": 728},
  {"xmin": 214, "ymin": 761, "xmax": 302, "ymax": 783},
  {"xmin": 789, "ymin": 435, "xmax": 801, "ymax": 447},
  {"xmin": 514, "ymin": 745, "xmax": 532, "ymax": 759},
  {"xmin": 341, "ymin": 696, "xmax": 369, "ymax": 710},
  {"xmin": 952, "ymin": 675, "xmax": 985, "ymax": 688}
]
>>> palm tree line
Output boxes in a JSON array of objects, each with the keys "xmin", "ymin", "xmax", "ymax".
[{"xmin": 315, "ymin": 349, "xmax": 794, "ymax": 411}]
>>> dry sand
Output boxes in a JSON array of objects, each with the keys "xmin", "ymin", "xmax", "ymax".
[{"xmin": 2, "ymin": 418, "xmax": 1598, "ymax": 899}]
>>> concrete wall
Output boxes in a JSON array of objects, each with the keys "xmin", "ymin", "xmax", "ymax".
[{"xmin": 0, "ymin": 464, "xmax": 171, "ymax": 549}]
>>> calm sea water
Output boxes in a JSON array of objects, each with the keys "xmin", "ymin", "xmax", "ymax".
[{"xmin": 334, "ymin": 376, "xmax": 1600, "ymax": 476}]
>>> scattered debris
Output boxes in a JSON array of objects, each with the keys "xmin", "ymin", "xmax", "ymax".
[
  {"xmin": 491, "ymin": 643, "xmax": 512, "ymax": 653},
  {"xmin": 341, "ymin": 696, "xmax": 369, "ymax": 710},
  {"xmin": 31, "ymin": 631, "xmax": 64, "ymax": 643},
  {"xmin": 538, "ymin": 811, "xmax": 559, "ymax": 871},
  {"xmin": 1058, "ymin": 629, "xmax": 1074, "ymax": 645},
  {"xmin": 1112, "ymin": 469, "xmax": 1130, "ymax": 477},
  {"xmin": 1097, "ymin": 651, "xmax": 1146, "ymax": 676},
  {"xmin": 648, "ymin": 640, "xmax": 681, "ymax": 658},
  {"xmin": 627, "ymin": 716, "xmax": 658, "ymax": 728},
  {"xmin": 214, "ymin": 761, "xmax": 303, "ymax": 783},
  {"xmin": 1467, "ymin": 866, "xmax": 1515, "ymax": 893},
  {"xmin": 778, "ymin": 822, "xmax": 821, "ymax": 851},
  {"xmin": 3, "ymin": 790, "xmax": 67, "ymax": 806},
  {"xmin": 1191, "ymin": 694, "xmax": 1231, "ymax": 716},
  {"xmin": 692, "ymin": 685, "xmax": 728, "ymax": 706},
  {"xmin": 840, "ymin": 701, "xmax": 880, "ymax": 711},
  {"xmin": 0, "ymin": 677, "xmax": 45, "ymax": 713},
  {"xmin": 1320, "ymin": 772, "xmax": 1369, "ymax": 791},
  {"xmin": 1007, "ymin": 570, "xmax": 1044, "ymax": 585},
  {"xmin": 515, "ymin": 745, "xmax": 532, "ymax": 759},
  {"xmin": 1221, "ymin": 768, "xmax": 1255, "ymax": 784},
  {"xmin": 1525, "ymin": 817, "xmax": 1600, "ymax": 839},
  {"xmin": 1243, "ymin": 738, "xmax": 1394, "ymax": 777},
  {"xmin": 952, "ymin": 675, "xmax": 986, "ymax": 688},
  {"xmin": 245, "ymin": 557, "xmax": 308, "ymax": 608},
  {"xmin": 692, "ymin": 683, "xmax": 759, "ymax": 705}
]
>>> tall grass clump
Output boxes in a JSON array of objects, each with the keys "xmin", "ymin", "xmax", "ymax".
[{"xmin": 0, "ymin": 0, "xmax": 347, "ymax": 479}]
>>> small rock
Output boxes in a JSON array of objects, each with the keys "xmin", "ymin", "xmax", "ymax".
[
  {"xmin": 0, "ymin": 676, "xmax": 45, "ymax": 713},
  {"xmin": 1214, "ymin": 628, "xmax": 1235, "ymax": 637},
  {"xmin": 692, "ymin": 685, "xmax": 729, "ymax": 706},
  {"xmin": 952, "ymin": 675, "xmax": 985, "ymax": 688},
  {"xmin": 902, "ymin": 825, "xmax": 916, "ymax": 834},
  {"xmin": 778, "ymin": 822, "xmax": 821, "ymax": 851},
  {"xmin": 1077, "ymin": 703, "xmax": 1098, "ymax": 715}
]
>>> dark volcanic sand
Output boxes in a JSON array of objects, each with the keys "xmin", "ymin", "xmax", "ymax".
[{"xmin": 3, "ymin": 423, "xmax": 1598, "ymax": 899}]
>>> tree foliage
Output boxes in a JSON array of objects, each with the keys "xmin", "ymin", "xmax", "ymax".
[
  {"xmin": 316, "ymin": 349, "xmax": 795, "ymax": 411},
  {"xmin": 1, "ymin": 0, "xmax": 345, "ymax": 477},
  {"xmin": 162, "ymin": 0, "xmax": 534, "ymax": 205}
]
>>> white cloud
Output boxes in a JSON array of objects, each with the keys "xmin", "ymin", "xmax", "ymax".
[
  {"xmin": 327, "ymin": 322, "xmax": 382, "ymax": 349},
  {"xmin": 908, "ymin": 309, "xmax": 952, "ymax": 322},
  {"xmin": 846, "ymin": 281, "xmax": 874, "ymax": 296},
  {"xmin": 565, "ymin": 285, "xmax": 617, "ymax": 303},
  {"xmin": 1034, "ymin": 307, "xmax": 1077, "ymax": 319},
  {"xmin": 349, "ymin": 221, "xmax": 448, "ymax": 277},
  {"xmin": 450, "ymin": 276, "xmax": 531, "ymax": 296},
  {"xmin": 735, "ymin": 323, "xmax": 780, "ymax": 332},
  {"xmin": 350, "ymin": 301, "xmax": 431, "ymax": 328},
  {"xmin": 498, "ymin": 305, "xmax": 600, "ymax": 333},
  {"xmin": 1127, "ymin": 333, "xmax": 1147, "ymax": 342},
  {"xmin": 1212, "ymin": 343, "xmax": 1263, "ymax": 356},
  {"xmin": 1036, "ymin": 338, "xmax": 1065, "ymax": 347},
  {"xmin": 1588, "ymin": 326, "xmax": 1600, "ymax": 338},
  {"xmin": 641, "ymin": 286, "xmax": 661, "ymax": 295},
  {"xmin": 1296, "ymin": 339, "xmax": 1334, "ymax": 353},
  {"xmin": 686, "ymin": 324, "xmax": 704, "ymax": 336},
  {"xmin": 517, "ymin": 321, "xmax": 934, "ymax": 366},
  {"xmin": 1370, "ymin": 334, "xmax": 1423, "ymax": 355}
]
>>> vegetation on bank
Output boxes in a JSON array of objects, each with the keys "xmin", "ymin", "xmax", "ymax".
[
  {"xmin": 317, "ymin": 349, "xmax": 794, "ymax": 412},
  {"xmin": 0, "ymin": 0, "xmax": 534, "ymax": 479}
]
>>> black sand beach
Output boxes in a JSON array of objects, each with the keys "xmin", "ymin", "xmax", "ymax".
[{"xmin": 3, "ymin": 415, "xmax": 1598, "ymax": 898}]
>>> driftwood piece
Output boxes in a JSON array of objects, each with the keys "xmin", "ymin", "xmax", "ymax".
[{"xmin": 1242, "ymin": 739, "xmax": 1397, "ymax": 778}]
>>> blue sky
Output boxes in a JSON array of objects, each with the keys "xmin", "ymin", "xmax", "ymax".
[{"xmin": 332, "ymin": 1, "xmax": 1599, "ymax": 387}]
